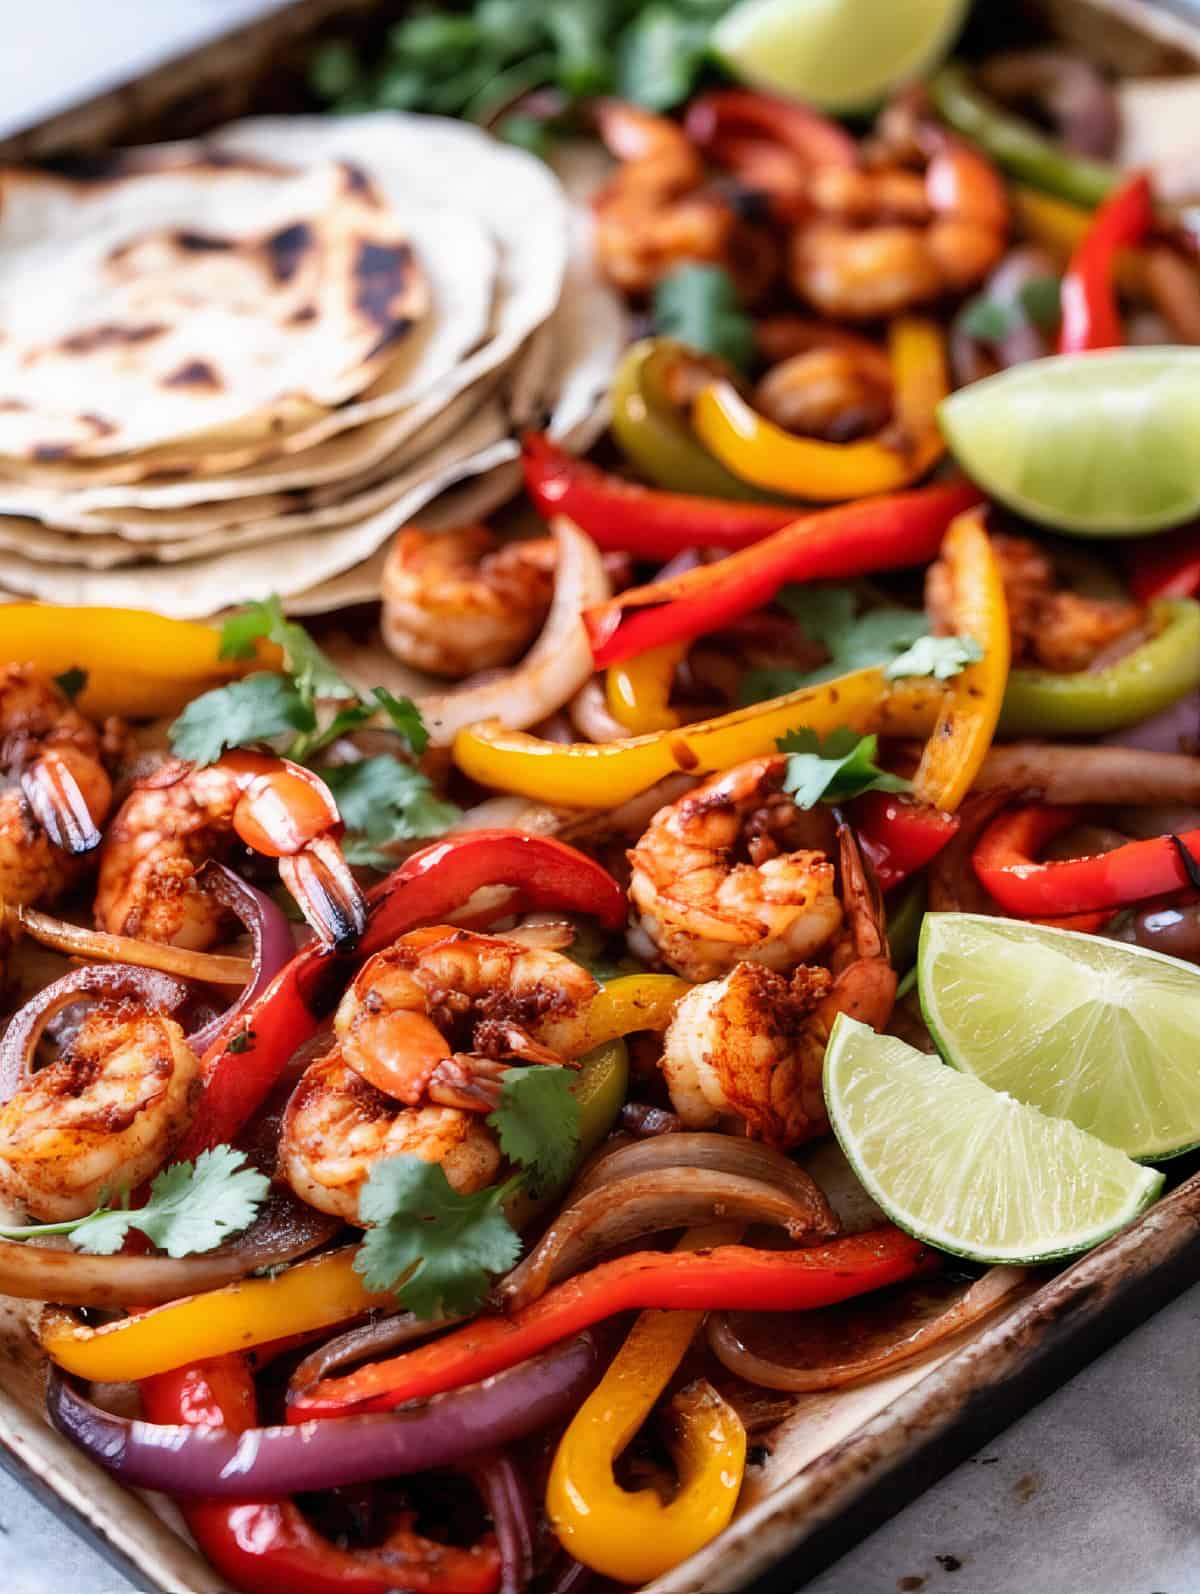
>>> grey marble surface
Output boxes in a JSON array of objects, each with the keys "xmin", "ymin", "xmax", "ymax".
[{"xmin": 2, "ymin": 1, "xmax": 1200, "ymax": 1591}]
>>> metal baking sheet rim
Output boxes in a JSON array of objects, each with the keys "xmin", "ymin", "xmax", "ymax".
[{"xmin": 2, "ymin": 0, "xmax": 1200, "ymax": 1589}]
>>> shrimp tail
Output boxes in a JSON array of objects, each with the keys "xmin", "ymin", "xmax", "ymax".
[
  {"xmin": 21, "ymin": 752, "xmax": 103, "ymax": 855},
  {"xmin": 278, "ymin": 836, "xmax": 367, "ymax": 953}
]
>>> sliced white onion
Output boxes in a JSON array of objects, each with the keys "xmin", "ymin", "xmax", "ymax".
[{"xmin": 417, "ymin": 517, "xmax": 610, "ymax": 747}]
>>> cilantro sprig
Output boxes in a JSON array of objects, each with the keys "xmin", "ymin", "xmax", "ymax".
[
  {"xmin": 169, "ymin": 595, "xmax": 459, "ymax": 865},
  {"xmin": 653, "ymin": 265, "xmax": 755, "ymax": 372},
  {"xmin": 957, "ymin": 274, "xmax": 1062, "ymax": 344},
  {"xmin": 777, "ymin": 727, "xmax": 911, "ymax": 809},
  {"xmin": 885, "ymin": 633, "xmax": 983, "ymax": 681},
  {"xmin": 0, "ymin": 1146, "xmax": 268, "ymax": 1258},
  {"xmin": 353, "ymin": 1064, "xmax": 582, "ymax": 1316}
]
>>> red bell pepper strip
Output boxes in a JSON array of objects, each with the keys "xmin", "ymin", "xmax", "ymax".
[
  {"xmin": 1058, "ymin": 171, "xmax": 1154, "ymax": 353},
  {"xmin": 852, "ymin": 793, "xmax": 960, "ymax": 892},
  {"xmin": 521, "ymin": 432, "xmax": 798, "ymax": 558},
  {"xmin": 141, "ymin": 1357, "xmax": 500, "ymax": 1594},
  {"xmin": 972, "ymin": 804, "xmax": 1200, "ymax": 916},
  {"xmin": 1128, "ymin": 524, "xmax": 1200, "ymax": 601},
  {"xmin": 585, "ymin": 478, "xmax": 983, "ymax": 668},
  {"xmin": 175, "ymin": 831, "xmax": 625, "ymax": 1158},
  {"xmin": 289, "ymin": 1228, "xmax": 930, "ymax": 1418}
]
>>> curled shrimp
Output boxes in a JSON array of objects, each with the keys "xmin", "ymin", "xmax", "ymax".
[
  {"xmin": 281, "ymin": 926, "xmax": 599, "ymax": 1220},
  {"xmin": 0, "ymin": 665, "xmax": 120, "ymax": 911},
  {"xmin": 659, "ymin": 826, "xmax": 895, "ymax": 1146},
  {"xmin": 95, "ymin": 750, "xmax": 365, "ymax": 953},
  {"xmin": 0, "ymin": 1001, "xmax": 199, "ymax": 1221},
  {"xmin": 628, "ymin": 754, "xmax": 844, "ymax": 983},
  {"xmin": 753, "ymin": 326, "xmax": 893, "ymax": 441},
  {"xmin": 381, "ymin": 527, "xmax": 556, "ymax": 679},
  {"xmin": 592, "ymin": 100, "xmax": 768, "ymax": 298},
  {"xmin": 788, "ymin": 126, "xmax": 1008, "ymax": 319}
]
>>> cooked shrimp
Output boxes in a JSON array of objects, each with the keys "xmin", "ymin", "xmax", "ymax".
[
  {"xmin": 381, "ymin": 527, "xmax": 556, "ymax": 678},
  {"xmin": 333, "ymin": 924, "xmax": 599, "ymax": 1108},
  {"xmin": 927, "ymin": 532, "xmax": 1142, "ymax": 673},
  {"xmin": 754, "ymin": 343, "xmax": 893, "ymax": 441},
  {"xmin": 628, "ymin": 754, "xmax": 844, "ymax": 982},
  {"xmin": 0, "ymin": 665, "xmax": 119, "ymax": 911},
  {"xmin": 95, "ymin": 750, "xmax": 365, "ymax": 953},
  {"xmin": 659, "ymin": 826, "xmax": 895, "ymax": 1146},
  {"xmin": 281, "ymin": 925, "xmax": 599, "ymax": 1221},
  {"xmin": 0, "ymin": 1001, "xmax": 199, "ymax": 1221},
  {"xmin": 591, "ymin": 100, "xmax": 739, "ymax": 296},
  {"xmin": 788, "ymin": 131, "xmax": 1008, "ymax": 319},
  {"xmin": 280, "ymin": 1051, "xmax": 501, "ymax": 1221}
]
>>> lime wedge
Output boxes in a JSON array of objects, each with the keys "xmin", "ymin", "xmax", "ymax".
[
  {"xmin": 712, "ymin": 0, "xmax": 968, "ymax": 113},
  {"xmin": 919, "ymin": 913, "xmax": 1200, "ymax": 1161},
  {"xmin": 938, "ymin": 348, "xmax": 1200, "ymax": 536},
  {"xmin": 824, "ymin": 1013, "xmax": 1162, "ymax": 1263}
]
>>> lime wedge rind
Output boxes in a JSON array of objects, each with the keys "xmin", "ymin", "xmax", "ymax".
[
  {"xmin": 938, "ymin": 348, "xmax": 1200, "ymax": 537},
  {"xmin": 712, "ymin": 0, "xmax": 969, "ymax": 115},
  {"xmin": 824, "ymin": 1013, "xmax": 1164, "ymax": 1266},
  {"xmin": 919, "ymin": 913, "xmax": 1200, "ymax": 1162}
]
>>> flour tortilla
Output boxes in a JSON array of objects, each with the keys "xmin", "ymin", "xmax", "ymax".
[{"xmin": 0, "ymin": 158, "xmax": 431, "ymax": 460}]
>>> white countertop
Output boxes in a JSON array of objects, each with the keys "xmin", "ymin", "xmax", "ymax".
[{"xmin": 0, "ymin": 3, "xmax": 1197, "ymax": 1591}]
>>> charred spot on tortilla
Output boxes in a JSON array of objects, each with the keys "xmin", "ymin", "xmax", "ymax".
[
  {"xmin": 58, "ymin": 323, "xmax": 166, "ymax": 356},
  {"xmin": 338, "ymin": 163, "xmax": 379, "ymax": 203},
  {"xmin": 353, "ymin": 240, "xmax": 417, "ymax": 336},
  {"xmin": 162, "ymin": 360, "xmax": 221, "ymax": 391},
  {"xmin": 171, "ymin": 231, "xmax": 234, "ymax": 254},
  {"xmin": 30, "ymin": 150, "xmax": 144, "ymax": 183},
  {"xmin": 263, "ymin": 222, "xmax": 314, "ymax": 285},
  {"xmin": 289, "ymin": 305, "xmax": 318, "ymax": 325},
  {"xmin": 0, "ymin": 399, "xmax": 26, "ymax": 412},
  {"xmin": 79, "ymin": 413, "xmax": 117, "ymax": 436}
]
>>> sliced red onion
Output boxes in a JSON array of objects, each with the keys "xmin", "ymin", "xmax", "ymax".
[
  {"xmin": 1099, "ymin": 690, "xmax": 1200, "ymax": 755},
  {"xmin": 289, "ymin": 1310, "xmax": 460, "ymax": 1393},
  {"xmin": 49, "ymin": 1331, "xmax": 601, "ymax": 1499},
  {"xmin": 187, "ymin": 862, "xmax": 296, "ymax": 1054},
  {"xmin": 470, "ymin": 1452, "xmax": 536, "ymax": 1594},
  {"xmin": 0, "ymin": 964, "xmax": 189, "ymax": 1104}
]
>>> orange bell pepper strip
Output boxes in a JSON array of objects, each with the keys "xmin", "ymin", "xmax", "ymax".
[
  {"xmin": 690, "ymin": 317, "xmax": 948, "ymax": 500},
  {"xmin": 911, "ymin": 509, "xmax": 1011, "ymax": 813}
]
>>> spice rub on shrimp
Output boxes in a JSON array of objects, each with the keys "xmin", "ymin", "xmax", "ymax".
[
  {"xmin": 0, "ymin": 664, "xmax": 121, "ymax": 910},
  {"xmin": 281, "ymin": 926, "xmax": 599, "ymax": 1221},
  {"xmin": 95, "ymin": 750, "xmax": 365, "ymax": 954},
  {"xmin": 659, "ymin": 826, "xmax": 895, "ymax": 1146},
  {"xmin": 381, "ymin": 527, "xmax": 556, "ymax": 679},
  {"xmin": 0, "ymin": 1002, "xmax": 199, "ymax": 1221},
  {"xmin": 628, "ymin": 754, "xmax": 843, "ymax": 983}
]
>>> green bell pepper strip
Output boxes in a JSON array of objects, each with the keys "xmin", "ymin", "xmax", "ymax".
[
  {"xmin": 611, "ymin": 339, "xmax": 773, "ymax": 502},
  {"xmin": 998, "ymin": 598, "xmax": 1200, "ymax": 737},
  {"xmin": 930, "ymin": 63, "xmax": 1118, "ymax": 210}
]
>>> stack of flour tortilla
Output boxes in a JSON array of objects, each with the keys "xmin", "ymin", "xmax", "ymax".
[{"xmin": 0, "ymin": 117, "xmax": 625, "ymax": 618}]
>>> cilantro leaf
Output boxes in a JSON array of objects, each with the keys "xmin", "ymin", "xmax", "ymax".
[
  {"xmin": 53, "ymin": 667, "xmax": 87, "ymax": 702},
  {"xmin": 777, "ymin": 727, "xmax": 911, "ymax": 809},
  {"xmin": 616, "ymin": 2, "xmax": 711, "ymax": 111},
  {"xmin": 775, "ymin": 585, "xmax": 928, "ymax": 685},
  {"xmin": 956, "ymin": 296, "xmax": 1018, "ymax": 342},
  {"xmin": 0, "ymin": 1145, "xmax": 269, "ymax": 1257},
  {"xmin": 1018, "ymin": 274, "xmax": 1063, "ymax": 331},
  {"xmin": 372, "ymin": 687, "xmax": 429, "ymax": 755},
  {"xmin": 885, "ymin": 633, "xmax": 984, "ymax": 681},
  {"xmin": 219, "ymin": 595, "xmax": 357, "ymax": 701},
  {"xmin": 653, "ymin": 265, "xmax": 755, "ymax": 373},
  {"xmin": 169, "ymin": 673, "xmax": 314, "ymax": 766},
  {"xmin": 324, "ymin": 755, "xmax": 462, "ymax": 869},
  {"xmin": 354, "ymin": 1156, "xmax": 522, "ymax": 1317},
  {"xmin": 488, "ymin": 1065, "xmax": 580, "ymax": 1193}
]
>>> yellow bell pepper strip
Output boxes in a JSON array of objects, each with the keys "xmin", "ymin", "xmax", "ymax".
[
  {"xmin": 0, "ymin": 604, "xmax": 281, "ymax": 719},
  {"xmin": 572, "ymin": 974, "xmax": 691, "ymax": 1052},
  {"xmin": 606, "ymin": 641, "xmax": 687, "ymax": 734},
  {"xmin": 455, "ymin": 667, "xmax": 946, "ymax": 809},
  {"xmin": 546, "ymin": 1231, "xmax": 746, "ymax": 1585},
  {"xmin": 999, "ymin": 597, "xmax": 1200, "ymax": 737},
  {"xmin": 911, "ymin": 509, "xmax": 1011, "ymax": 813},
  {"xmin": 40, "ymin": 1041, "xmax": 633, "ymax": 1384},
  {"xmin": 690, "ymin": 318, "xmax": 948, "ymax": 501}
]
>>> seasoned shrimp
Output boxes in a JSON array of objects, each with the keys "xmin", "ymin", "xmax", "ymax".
[
  {"xmin": 0, "ymin": 664, "xmax": 120, "ymax": 910},
  {"xmin": 591, "ymin": 100, "xmax": 745, "ymax": 297},
  {"xmin": 381, "ymin": 527, "xmax": 556, "ymax": 678},
  {"xmin": 0, "ymin": 1001, "xmax": 199, "ymax": 1221},
  {"xmin": 281, "ymin": 926, "xmax": 599, "ymax": 1220},
  {"xmin": 659, "ymin": 826, "xmax": 895, "ymax": 1146},
  {"xmin": 628, "ymin": 755, "xmax": 843, "ymax": 982},
  {"xmin": 927, "ymin": 532, "xmax": 1141, "ymax": 673},
  {"xmin": 788, "ymin": 130, "xmax": 1008, "ymax": 318},
  {"xmin": 280, "ymin": 1051, "xmax": 501, "ymax": 1221},
  {"xmin": 95, "ymin": 750, "xmax": 365, "ymax": 953},
  {"xmin": 754, "ymin": 341, "xmax": 893, "ymax": 441}
]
